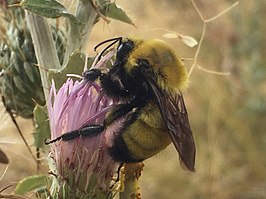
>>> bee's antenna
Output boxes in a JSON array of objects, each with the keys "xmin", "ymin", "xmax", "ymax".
[
  {"xmin": 94, "ymin": 37, "xmax": 122, "ymax": 51},
  {"xmin": 94, "ymin": 37, "xmax": 122, "ymax": 61}
]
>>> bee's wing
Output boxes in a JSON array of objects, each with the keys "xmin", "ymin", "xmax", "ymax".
[
  {"xmin": 161, "ymin": 93, "xmax": 196, "ymax": 171},
  {"xmin": 141, "ymin": 67, "xmax": 196, "ymax": 171}
]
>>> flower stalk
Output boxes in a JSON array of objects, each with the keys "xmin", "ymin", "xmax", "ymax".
[
  {"xmin": 120, "ymin": 163, "xmax": 144, "ymax": 199},
  {"xmin": 25, "ymin": 12, "xmax": 61, "ymax": 102},
  {"xmin": 63, "ymin": 0, "xmax": 97, "ymax": 66}
]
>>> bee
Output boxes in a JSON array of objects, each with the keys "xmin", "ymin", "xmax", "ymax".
[{"xmin": 47, "ymin": 37, "xmax": 196, "ymax": 171}]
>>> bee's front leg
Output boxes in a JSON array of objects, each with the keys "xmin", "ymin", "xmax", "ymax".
[{"xmin": 83, "ymin": 68, "xmax": 103, "ymax": 81}]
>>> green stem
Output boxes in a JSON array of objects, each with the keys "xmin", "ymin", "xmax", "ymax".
[
  {"xmin": 63, "ymin": 0, "xmax": 98, "ymax": 66},
  {"xmin": 25, "ymin": 12, "xmax": 61, "ymax": 102}
]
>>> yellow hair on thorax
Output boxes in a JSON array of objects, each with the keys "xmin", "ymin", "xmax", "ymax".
[{"xmin": 125, "ymin": 38, "xmax": 189, "ymax": 92}]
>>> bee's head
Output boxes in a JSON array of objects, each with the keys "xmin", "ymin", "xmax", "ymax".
[
  {"xmin": 94, "ymin": 37, "xmax": 189, "ymax": 94},
  {"xmin": 116, "ymin": 38, "xmax": 134, "ymax": 62},
  {"xmin": 94, "ymin": 37, "xmax": 136, "ymax": 64}
]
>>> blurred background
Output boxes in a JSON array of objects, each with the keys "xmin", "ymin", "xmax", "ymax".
[{"xmin": 0, "ymin": 0, "xmax": 266, "ymax": 198}]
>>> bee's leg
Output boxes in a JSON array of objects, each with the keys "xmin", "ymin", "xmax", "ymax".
[
  {"xmin": 45, "ymin": 99, "xmax": 138, "ymax": 145},
  {"xmin": 83, "ymin": 68, "xmax": 102, "ymax": 81},
  {"xmin": 45, "ymin": 102, "xmax": 133, "ymax": 145},
  {"xmin": 83, "ymin": 68, "xmax": 130, "ymax": 98},
  {"xmin": 104, "ymin": 101, "xmax": 137, "ymax": 126},
  {"xmin": 100, "ymin": 73, "xmax": 130, "ymax": 98},
  {"xmin": 45, "ymin": 102, "xmax": 136, "ymax": 145},
  {"xmin": 45, "ymin": 124, "xmax": 104, "ymax": 144}
]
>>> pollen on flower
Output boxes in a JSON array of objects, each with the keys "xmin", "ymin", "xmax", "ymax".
[{"xmin": 48, "ymin": 78, "xmax": 118, "ymax": 194}]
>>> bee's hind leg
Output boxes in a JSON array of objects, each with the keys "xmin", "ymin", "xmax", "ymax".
[{"xmin": 45, "ymin": 124, "xmax": 105, "ymax": 144}]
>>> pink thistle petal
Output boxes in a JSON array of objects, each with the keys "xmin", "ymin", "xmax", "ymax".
[{"xmin": 48, "ymin": 78, "xmax": 118, "ymax": 193}]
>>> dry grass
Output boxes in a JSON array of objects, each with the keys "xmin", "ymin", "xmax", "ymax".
[{"xmin": 1, "ymin": 0, "xmax": 266, "ymax": 198}]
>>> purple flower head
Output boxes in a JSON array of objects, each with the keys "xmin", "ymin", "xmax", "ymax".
[{"xmin": 48, "ymin": 50, "xmax": 120, "ymax": 195}]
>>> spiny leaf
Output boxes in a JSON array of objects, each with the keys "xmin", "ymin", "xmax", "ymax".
[
  {"xmin": 21, "ymin": 0, "xmax": 82, "ymax": 25},
  {"xmin": 33, "ymin": 105, "xmax": 50, "ymax": 148},
  {"xmin": 48, "ymin": 50, "xmax": 94, "ymax": 89},
  {"xmin": 15, "ymin": 174, "xmax": 51, "ymax": 195},
  {"xmin": 23, "ymin": 62, "xmax": 35, "ymax": 83},
  {"xmin": 101, "ymin": 3, "xmax": 135, "ymax": 27}
]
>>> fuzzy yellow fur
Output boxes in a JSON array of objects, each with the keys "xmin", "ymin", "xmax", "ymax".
[
  {"xmin": 125, "ymin": 38, "xmax": 189, "ymax": 93},
  {"xmin": 119, "ymin": 38, "xmax": 189, "ymax": 160}
]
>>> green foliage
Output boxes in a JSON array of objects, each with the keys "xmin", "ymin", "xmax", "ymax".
[
  {"xmin": 100, "ymin": 2, "xmax": 135, "ymax": 26},
  {"xmin": 15, "ymin": 174, "xmax": 51, "ymax": 195},
  {"xmin": 54, "ymin": 174, "xmax": 113, "ymax": 199},
  {"xmin": 21, "ymin": 0, "xmax": 82, "ymax": 25},
  {"xmin": 0, "ymin": 14, "xmax": 45, "ymax": 118},
  {"xmin": 0, "ymin": 1, "xmax": 66, "ymax": 118},
  {"xmin": 48, "ymin": 50, "xmax": 94, "ymax": 89},
  {"xmin": 33, "ymin": 105, "xmax": 50, "ymax": 149}
]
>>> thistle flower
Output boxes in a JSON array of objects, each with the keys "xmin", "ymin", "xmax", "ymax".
[{"xmin": 48, "ymin": 78, "xmax": 119, "ymax": 198}]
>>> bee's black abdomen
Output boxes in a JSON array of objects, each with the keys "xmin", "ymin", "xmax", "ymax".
[{"xmin": 108, "ymin": 135, "xmax": 142, "ymax": 163}]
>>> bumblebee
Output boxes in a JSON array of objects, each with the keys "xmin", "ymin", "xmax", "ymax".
[{"xmin": 47, "ymin": 37, "xmax": 196, "ymax": 171}]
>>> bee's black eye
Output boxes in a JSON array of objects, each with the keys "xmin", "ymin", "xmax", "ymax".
[{"xmin": 116, "ymin": 40, "xmax": 134, "ymax": 61}]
